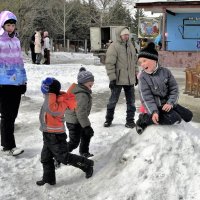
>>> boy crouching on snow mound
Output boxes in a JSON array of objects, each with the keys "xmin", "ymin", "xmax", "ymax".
[
  {"xmin": 136, "ymin": 42, "xmax": 193, "ymax": 135},
  {"xmin": 36, "ymin": 77, "xmax": 94, "ymax": 186}
]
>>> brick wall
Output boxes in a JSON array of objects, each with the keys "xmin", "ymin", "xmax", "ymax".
[{"xmin": 158, "ymin": 51, "xmax": 200, "ymax": 68}]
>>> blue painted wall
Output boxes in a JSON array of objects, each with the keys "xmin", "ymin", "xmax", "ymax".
[{"xmin": 167, "ymin": 13, "xmax": 200, "ymax": 51}]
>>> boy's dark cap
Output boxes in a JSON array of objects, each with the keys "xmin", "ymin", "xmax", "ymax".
[{"xmin": 138, "ymin": 42, "xmax": 158, "ymax": 61}]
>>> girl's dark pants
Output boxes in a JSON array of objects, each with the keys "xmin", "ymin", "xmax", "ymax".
[{"xmin": 0, "ymin": 85, "xmax": 21, "ymax": 150}]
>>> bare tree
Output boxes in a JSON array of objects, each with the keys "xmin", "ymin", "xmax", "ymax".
[{"xmin": 0, "ymin": 0, "xmax": 45, "ymax": 47}]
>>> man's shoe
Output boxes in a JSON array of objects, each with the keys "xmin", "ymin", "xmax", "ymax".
[
  {"xmin": 104, "ymin": 121, "xmax": 112, "ymax": 127},
  {"xmin": 80, "ymin": 152, "xmax": 94, "ymax": 158},
  {"xmin": 125, "ymin": 121, "xmax": 136, "ymax": 129},
  {"xmin": 36, "ymin": 180, "xmax": 56, "ymax": 186}
]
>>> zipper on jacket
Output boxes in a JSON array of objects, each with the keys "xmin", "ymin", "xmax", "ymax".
[
  {"xmin": 126, "ymin": 42, "xmax": 131, "ymax": 85},
  {"xmin": 117, "ymin": 70, "xmax": 121, "ymax": 82}
]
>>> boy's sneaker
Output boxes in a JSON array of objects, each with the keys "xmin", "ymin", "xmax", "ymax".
[
  {"xmin": 85, "ymin": 166, "xmax": 93, "ymax": 179},
  {"xmin": 136, "ymin": 124, "xmax": 144, "ymax": 135},
  {"xmin": 125, "ymin": 121, "xmax": 136, "ymax": 129},
  {"xmin": 36, "ymin": 179, "xmax": 56, "ymax": 186},
  {"xmin": 136, "ymin": 113, "xmax": 148, "ymax": 135},
  {"xmin": 104, "ymin": 121, "xmax": 112, "ymax": 127},
  {"xmin": 80, "ymin": 152, "xmax": 94, "ymax": 158},
  {"xmin": 84, "ymin": 159, "xmax": 94, "ymax": 179}
]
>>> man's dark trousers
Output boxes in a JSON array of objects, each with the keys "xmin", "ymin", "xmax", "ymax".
[{"xmin": 105, "ymin": 85, "xmax": 136, "ymax": 123}]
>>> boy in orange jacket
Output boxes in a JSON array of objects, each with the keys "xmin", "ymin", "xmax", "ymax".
[{"xmin": 36, "ymin": 77, "xmax": 94, "ymax": 186}]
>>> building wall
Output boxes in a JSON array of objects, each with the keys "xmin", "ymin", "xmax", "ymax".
[
  {"xmin": 167, "ymin": 13, "xmax": 200, "ymax": 51},
  {"xmin": 159, "ymin": 51, "xmax": 200, "ymax": 68}
]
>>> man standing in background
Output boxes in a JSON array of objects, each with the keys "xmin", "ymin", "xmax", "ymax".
[{"xmin": 104, "ymin": 26, "xmax": 138, "ymax": 128}]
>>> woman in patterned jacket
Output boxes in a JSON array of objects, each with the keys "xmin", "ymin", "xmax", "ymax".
[{"xmin": 0, "ymin": 11, "xmax": 27, "ymax": 156}]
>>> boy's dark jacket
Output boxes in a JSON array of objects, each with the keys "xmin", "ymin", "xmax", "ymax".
[
  {"xmin": 65, "ymin": 83, "xmax": 92, "ymax": 128},
  {"xmin": 138, "ymin": 66, "xmax": 179, "ymax": 115}
]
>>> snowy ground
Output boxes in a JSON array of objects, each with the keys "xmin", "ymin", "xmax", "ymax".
[{"xmin": 1, "ymin": 52, "xmax": 200, "ymax": 200}]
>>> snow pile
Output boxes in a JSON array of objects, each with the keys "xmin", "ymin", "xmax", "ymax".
[{"xmin": 0, "ymin": 53, "xmax": 200, "ymax": 200}]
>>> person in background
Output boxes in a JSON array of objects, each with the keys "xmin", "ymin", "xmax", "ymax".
[
  {"xmin": 34, "ymin": 28, "xmax": 42, "ymax": 64},
  {"xmin": 30, "ymin": 30, "xmax": 36, "ymax": 64},
  {"xmin": 36, "ymin": 77, "xmax": 94, "ymax": 186},
  {"xmin": 43, "ymin": 31, "xmax": 50, "ymax": 64},
  {"xmin": 65, "ymin": 67, "xmax": 94, "ymax": 158},
  {"xmin": 104, "ymin": 26, "xmax": 138, "ymax": 128},
  {"xmin": 0, "ymin": 11, "xmax": 27, "ymax": 156},
  {"xmin": 140, "ymin": 38, "xmax": 148, "ymax": 49},
  {"xmin": 106, "ymin": 39, "xmax": 113, "ymax": 48},
  {"xmin": 136, "ymin": 42, "xmax": 193, "ymax": 134},
  {"xmin": 154, "ymin": 34, "xmax": 162, "ymax": 50}
]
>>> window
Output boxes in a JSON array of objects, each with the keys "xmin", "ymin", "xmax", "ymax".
[{"xmin": 182, "ymin": 17, "xmax": 200, "ymax": 39}]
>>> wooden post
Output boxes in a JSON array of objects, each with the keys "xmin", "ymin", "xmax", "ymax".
[
  {"xmin": 63, "ymin": 0, "xmax": 66, "ymax": 50},
  {"xmin": 84, "ymin": 39, "xmax": 87, "ymax": 54},
  {"xmin": 67, "ymin": 39, "xmax": 70, "ymax": 52},
  {"xmin": 162, "ymin": 8, "xmax": 167, "ymax": 51}
]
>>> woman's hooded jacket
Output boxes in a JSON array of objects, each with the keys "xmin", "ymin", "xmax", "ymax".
[{"xmin": 0, "ymin": 11, "xmax": 27, "ymax": 85}]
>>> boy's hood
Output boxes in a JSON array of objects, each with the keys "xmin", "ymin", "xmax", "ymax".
[
  {"xmin": 0, "ymin": 11, "xmax": 17, "ymax": 35},
  {"xmin": 68, "ymin": 83, "xmax": 91, "ymax": 95},
  {"xmin": 74, "ymin": 84, "xmax": 92, "ymax": 94}
]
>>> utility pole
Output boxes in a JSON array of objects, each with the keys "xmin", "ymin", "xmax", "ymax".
[{"xmin": 64, "ymin": 0, "xmax": 66, "ymax": 50}]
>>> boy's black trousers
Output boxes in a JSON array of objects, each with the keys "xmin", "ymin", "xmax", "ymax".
[
  {"xmin": 137, "ymin": 104, "xmax": 193, "ymax": 129},
  {"xmin": 41, "ymin": 132, "xmax": 91, "ymax": 183},
  {"xmin": 66, "ymin": 123, "xmax": 92, "ymax": 154}
]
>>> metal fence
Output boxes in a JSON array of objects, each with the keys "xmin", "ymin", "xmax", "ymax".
[
  {"xmin": 21, "ymin": 36, "xmax": 89, "ymax": 53},
  {"xmin": 51, "ymin": 39, "xmax": 89, "ymax": 53}
]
